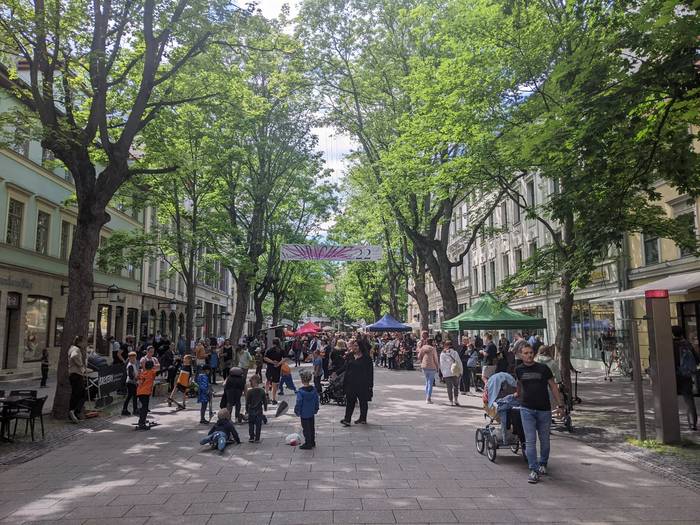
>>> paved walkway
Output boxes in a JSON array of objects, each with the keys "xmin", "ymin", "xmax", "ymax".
[{"xmin": 0, "ymin": 367, "xmax": 698, "ymax": 524}]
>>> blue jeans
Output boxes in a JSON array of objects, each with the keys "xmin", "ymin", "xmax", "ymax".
[
  {"xmin": 423, "ymin": 369, "xmax": 436, "ymax": 399},
  {"xmin": 200, "ymin": 431, "xmax": 227, "ymax": 451},
  {"xmin": 520, "ymin": 407, "xmax": 551, "ymax": 471},
  {"xmin": 278, "ymin": 374, "xmax": 297, "ymax": 395}
]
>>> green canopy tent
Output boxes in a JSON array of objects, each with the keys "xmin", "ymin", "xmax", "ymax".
[{"xmin": 441, "ymin": 293, "xmax": 547, "ymax": 331}]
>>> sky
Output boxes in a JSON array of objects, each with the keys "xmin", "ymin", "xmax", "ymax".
[{"xmin": 256, "ymin": 1, "xmax": 356, "ymax": 187}]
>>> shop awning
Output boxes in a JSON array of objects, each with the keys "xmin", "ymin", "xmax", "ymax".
[
  {"xmin": 442, "ymin": 293, "xmax": 547, "ymax": 331},
  {"xmin": 590, "ymin": 271, "xmax": 700, "ymax": 303}
]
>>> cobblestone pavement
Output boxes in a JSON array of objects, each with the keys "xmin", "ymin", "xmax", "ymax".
[
  {"xmin": 0, "ymin": 366, "xmax": 698, "ymax": 525},
  {"xmin": 561, "ymin": 368, "xmax": 700, "ymax": 489}
]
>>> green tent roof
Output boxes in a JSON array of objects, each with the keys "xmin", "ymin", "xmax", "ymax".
[{"xmin": 442, "ymin": 293, "xmax": 547, "ymax": 331}]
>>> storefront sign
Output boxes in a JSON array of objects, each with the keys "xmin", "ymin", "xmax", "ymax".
[
  {"xmin": 0, "ymin": 276, "xmax": 33, "ymax": 289},
  {"xmin": 97, "ymin": 364, "xmax": 125, "ymax": 397}
]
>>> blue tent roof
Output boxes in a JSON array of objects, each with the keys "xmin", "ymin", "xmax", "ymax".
[{"xmin": 365, "ymin": 314, "xmax": 412, "ymax": 332}]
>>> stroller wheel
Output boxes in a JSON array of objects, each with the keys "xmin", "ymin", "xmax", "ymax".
[
  {"xmin": 486, "ymin": 435, "xmax": 497, "ymax": 462},
  {"xmin": 510, "ymin": 442, "xmax": 520, "ymax": 455},
  {"xmin": 564, "ymin": 415, "xmax": 574, "ymax": 433},
  {"xmin": 475, "ymin": 429, "xmax": 485, "ymax": 455}
]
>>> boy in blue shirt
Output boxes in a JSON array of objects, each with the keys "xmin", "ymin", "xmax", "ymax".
[
  {"xmin": 294, "ymin": 370, "xmax": 319, "ymax": 449},
  {"xmin": 197, "ymin": 364, "xmax": 211, "ymax": 424}
]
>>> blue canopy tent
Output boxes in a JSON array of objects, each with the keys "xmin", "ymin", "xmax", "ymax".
[{"xmin": 365, "ymin": 314, "xmax": 412, "ymax": 332}]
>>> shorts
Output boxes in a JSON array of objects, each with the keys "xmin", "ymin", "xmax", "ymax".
[
  {"xmin": 266, "ymin": 366, "xmax": 281, "ymax": 383},
  {"xmin": 176, "ymin": 383, "xmax": 188, "ymax": 393}
]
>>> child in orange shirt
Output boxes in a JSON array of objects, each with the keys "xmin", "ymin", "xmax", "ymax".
[
  {"xmin": 136, "ymin": 360, "xmax": 157, "ymax": 430},
  {"xmin": 277, "ymin": 356, "xmax": 297, "ymax": 396}
]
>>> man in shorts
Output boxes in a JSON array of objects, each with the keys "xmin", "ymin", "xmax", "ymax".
[
  {"xmin": 264, "ymin": 338, "xmax": 283, "ymax": 406},
  {"xmin": 516, "ymin": 344, "xmax": 564, "ymax": 484}
]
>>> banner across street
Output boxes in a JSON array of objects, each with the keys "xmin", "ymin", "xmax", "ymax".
[{"xmin": 280, "ymin": 244, "xmax": 382, "ymax": 261}]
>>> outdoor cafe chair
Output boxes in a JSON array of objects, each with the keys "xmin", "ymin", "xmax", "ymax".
[
  {"xmin": 12, "ymin": 396, "xmax": 47, "ymax": 441},
  {"xmin": 9, "ymin": 390, "xmax": 37, "ymax": 398}
]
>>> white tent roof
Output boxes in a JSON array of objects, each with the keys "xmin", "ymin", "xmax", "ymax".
[{"xmin": 591, "ymin": 271, "xmax": 700, "ymax": 303}]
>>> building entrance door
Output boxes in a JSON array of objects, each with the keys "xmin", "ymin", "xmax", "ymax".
[{"xmin": 3, "ymin": 293, "xmax": 21, "ymax": 369}]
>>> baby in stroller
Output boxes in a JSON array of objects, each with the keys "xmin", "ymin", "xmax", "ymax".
[{"xmin": 320, "ymin": 371, "xmax": 346, "ymax": 405}]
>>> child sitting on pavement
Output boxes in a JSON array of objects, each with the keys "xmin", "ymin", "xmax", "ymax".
[
  {"xmin": 197, "ymin": 364, "xmax": 211, "ymax": 424},
  {"xmin": 246, "ymin": 374, "xmax": 267, "ymax": 443},
  {"xmin": 278, "ymin": 356, "xmax": 297, "ymax": 396},
  {"xmin": 295, "ymin": 370, "xmax": 319, "ymax": 449},
  {"xmin": 199, "ymin": 408, "xmax": 240, "ymax": 452}
]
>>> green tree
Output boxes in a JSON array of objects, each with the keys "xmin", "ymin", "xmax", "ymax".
[{"xmin": 0, "ymin": 0, "xmax": 241, "ymax": 416}]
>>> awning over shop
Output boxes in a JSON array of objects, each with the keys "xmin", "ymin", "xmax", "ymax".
[
  {"xmin": 590, "ymin": 271, "xmax": 700, "ymax": 303},
  {"xmin": 442, "ymin": 293, "xmax": 548, "ymax": 331}
]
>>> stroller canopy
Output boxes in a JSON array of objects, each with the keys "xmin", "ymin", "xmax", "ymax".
[
  {"xmin": 365, "ymin": 314, "xmax": 412, "ymax": 332},
  {"xmin": 295, "ymin": 321, "xmax": 321, "ymax": 336},
  {"xmin": 442, "ymin": 293, "xmax": 547, "ymax": 331}
]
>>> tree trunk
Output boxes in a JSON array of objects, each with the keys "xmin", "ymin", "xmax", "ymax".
[
  {"xmin": 53, "ymin": 209, "xmax": 106, "ymax": 418},
  {"xmin": 253, "ymin": 294, "xmax": 265, "ymax": 334},
  {"xmin": 230, "ymin": 272, "xmax": 252, "ymax": 342},
  {"xmin": 271, "ymin": 292, "xmax": 283, "ymax": 326},
  {"xmin": 556, "ymin": 273, "xmax": 574, "ymax": 393},
  {"xmin": 185, "ymin": 276, "xmax": 196, "ymax": 345},
  {"xmin": 411, "ymin": 267, "xmax": 430, "ymax": 332}
]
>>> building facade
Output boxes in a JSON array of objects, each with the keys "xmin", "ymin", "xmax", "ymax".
[
  {"xmin": 0, "ymin": 74, "xmax": 236, "ymax": 377},
  {"xmin": 407, "ymin": 174, "xmax": 698, "ymax": 367}
]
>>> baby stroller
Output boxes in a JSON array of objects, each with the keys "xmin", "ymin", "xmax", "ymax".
[
  {"xmin": 475, "ymin": 372, "xmax": 527, "ymax": 463},
  {"xmin": 320, "ymin": 372, "xmax": 346, "ymax": 406},
  {"xmin": 552, "ymin": 381, "xmax": 574, "ymax": 432}
]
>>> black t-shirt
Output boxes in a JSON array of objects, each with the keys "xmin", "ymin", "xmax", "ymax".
[
  {"xmin": 515, "ymin": 362, "xmax": 554, "ymax": 411},
  {"xmin": 484, "ymin": 342, "xmax": 497, "ymax": 365},
  {"xmin": 265, "ymin": 347, "xmax": 283, "ymax": 364}
]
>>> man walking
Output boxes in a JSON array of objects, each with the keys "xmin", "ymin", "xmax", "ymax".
[{"xmin": 516, "ymin": 344, "xmax": 564, "ymax": 484}]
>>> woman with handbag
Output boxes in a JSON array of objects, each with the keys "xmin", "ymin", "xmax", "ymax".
[
  {"xmin": 417, "ymin": 338, "xmax": 439, "ymax": 404},
  {"xmin": 439, "ymin": 340, "xmax": 463, "ymax": 406}
]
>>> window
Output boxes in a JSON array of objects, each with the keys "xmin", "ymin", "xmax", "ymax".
[
  {"xmin": 42, "ymin": 148, "xmax": 54, "ymax": 164},
  {"xmin": 127, "ymin": 263, "xmax": 136, "ymax": 280},
  {"xmin": 473, "ymin": 268, "xmax": 479, "ymax": 294},
  {"xmin": 527, "ymin": 180, "xmax": 536, "ymax": 207},
  {"xmin": 481, "ymin": 264, "xmax": 487, "ymax": 292},
  {"xmin": 169, "ymin": 272, "xmax": 175, "ymax": 293},
  {"xmin": 159, "ymin": 259, "xmax": 167, "ymax": 291},
  {"xmin": 671, "ymin": 199, "xmax": 696, "ymax": 258},
  {"xmin": 677, "ymin": 213, "xmax": 696, "ymax": 257},
  {"xmin": 489, "ymin": 260, "xmax": 496, "ymax": 290},
  {"xmin": 529, "ymin": 241, "xmax": 537, "ymax": 259},
  {"xmin": 6, "ymin": 198, "xmax": 24, "ymax": 247},
  {"xmin": 429, "ymin": 310, "xmax": 437, "ymax": 324},
  {"xmin": 643, "ymin": 235, "xmax": 659, "ymax": 265},
  {"xmin": 12, "ymin": 128, "xmax": 30, "ymax": 157},
  {"xmin": 488, "ymin": 213, "xmax": 494, "ymax": 229},
  {"xmin": 551, "ymin": 178, "xmax": 560, "ymax": 195},
  {"xmin": 35, "ymin": 210, "xmax": 50, "ymax": 255},
  {"xmin": 127, "ymin": 308, "xmax": 139, "ymax": 336},
  {"xmin": 148, "ymin": 258, "xmax": 156, "ymax": 286},
  {"xmin": 25, "ymin": 296, "xmax": 51, "ymax": 362},
  {"xmin": 515, "ymin": 248, "xmax": 523, "ymax": 272},
  {"xmin": 60, "ymin": 221, "xmax": 71, "ymax": 260},
  {"xmin": 513, "ymin": 198, "xmax": 521, "ymax": 224},
  {"xmin": 501, "ymin": 201, "xmax": 508, "ymax": 227},
  {"xmin": 502, "ymin": 254, "xmax": 510, "ymax": 279}
]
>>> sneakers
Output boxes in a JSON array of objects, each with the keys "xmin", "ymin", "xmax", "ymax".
[
  {"xmin": 426, "ymin": 398, "xmax": 433, "ymax": 404},
  {"xmin": 199, "ymin": 420, "xmax": 209, "ymax": 425},
  {"xmin": 537, "ymin": 465, "xmax": 547, "ymax": 476},
  {"xmin": 339, "ymin": 419, "xmax": 351, "ymax": 427},
  {"xmin": 528, "ymin": 470, "xmax": 539, "ymax": 484},
  {"xmin": 454, "ymin": 400, "xmax": 460, "ymax": 406},
  {"xmin": 68, "ymin": 410, "xmax": 79, "ymax": 423},
  {"xmin": 248, "ymin": 438, "xmax": 255, "ymax": 443},
  {"xmin": 299, "ymin": 443, "xmax": 313, "ymax": 450}
]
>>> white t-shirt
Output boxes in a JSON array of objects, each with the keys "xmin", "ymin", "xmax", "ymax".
[{"xmin": 439, "ymin": 349, "xmax": 461, "ymax": 378}]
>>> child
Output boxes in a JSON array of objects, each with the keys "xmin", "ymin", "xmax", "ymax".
[
  {"xmin": 294, "ymin": 370, "xmax": 319, "ymax": 449},
  {"xmin": 122, "ymin": 351, "xmax": 139, "ymax": 416},
  {"xmin": 200, "ymin": 408, "xmax": 240, "ymax": 452},
  {"xmin": 197, "ymin": 364, "xmax": 211, "ymax": 424},
  {"xmin": 245, "ymin": 375, "xmax": 267, "ymax": 443},
  {"xmin": 209, "ymin": 347, "xmax": 219, "ymax": 384},
  {"xmin": 136, "ymin": 360, "xmax": 157, "ymax": 430},
  {"xmin": 278, "ymin": 357, "xmax": 297, "ymax": 396},
  {"xmin": 254, "ymin": 349, "xmax": 264, "ymax": 380},
  {"xmin": 224, "ymin": 367, "xmax": 246, "ymax": 423},
  {"xmin": 40, "ymin": 348, "xmax": 49, "ymax": 388},
  {"xmin": 169, "ymin": 354, "xmax": 192, "ymax": 409},
  {"xmin": 312, "ymin": 349, "xmax": 323, "ymax": 395}
]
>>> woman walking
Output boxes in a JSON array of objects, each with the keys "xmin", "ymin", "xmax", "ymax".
[
  {"xmin": 417, "ymin": 337, "xmax": 439, "ymax": 404},
  {"xmin": 339, "ymin": 338, "xmax": 374, "ymax": 426},
  {"xmin": 439, "ymin": 340, "xmax": 462, "ymax": 406},
  {"xmin": 68, "ymin": 335, "xmax": 87, "ymax": 423}
]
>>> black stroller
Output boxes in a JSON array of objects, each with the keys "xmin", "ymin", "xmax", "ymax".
[{"xmin": 320, "ymin": 372, "xmax": 346, "ymax": 406}]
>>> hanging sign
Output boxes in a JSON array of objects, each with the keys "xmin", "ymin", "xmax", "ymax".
[{"xmin": 281, "ymin": 244, "xmax": 382, "ymax": 261}]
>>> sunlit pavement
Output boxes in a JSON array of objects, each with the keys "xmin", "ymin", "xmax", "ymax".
[{"xmin": 0, "ymin": 366, "xmax": 697, "ymax": 524}]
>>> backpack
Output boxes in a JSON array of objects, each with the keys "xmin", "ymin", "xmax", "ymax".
[{"xmin": 678, "ymin": 341, "xmax": 697, "ymax": 378}]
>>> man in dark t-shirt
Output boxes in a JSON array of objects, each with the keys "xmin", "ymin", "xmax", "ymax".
[{"xmin": 516, "ymin": 344, "xmax": 563, "ymax": 484}]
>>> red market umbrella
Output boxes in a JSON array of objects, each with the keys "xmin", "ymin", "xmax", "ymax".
[{"xmin": 295, "ymin": 321, "xmax": 321, "ymax": 336}]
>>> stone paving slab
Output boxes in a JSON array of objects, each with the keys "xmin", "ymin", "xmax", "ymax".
[{"xmin": 0, "ymin": 365, "xmax": 698, "ymax": 524}]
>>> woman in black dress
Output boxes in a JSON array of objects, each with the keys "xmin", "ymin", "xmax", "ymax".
[{"xmin": 339, "ymin": 338, "xmax": 374, "ymax": 427}]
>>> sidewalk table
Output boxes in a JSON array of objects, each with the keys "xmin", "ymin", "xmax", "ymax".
[{"xmin": 0, "ymin": 396, "xmax": 29, "ymax": 443}]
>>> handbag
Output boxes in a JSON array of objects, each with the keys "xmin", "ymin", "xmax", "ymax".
[{"xmin": 447, "ymin": 352, "xmax": 462, "ymax": 376}]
